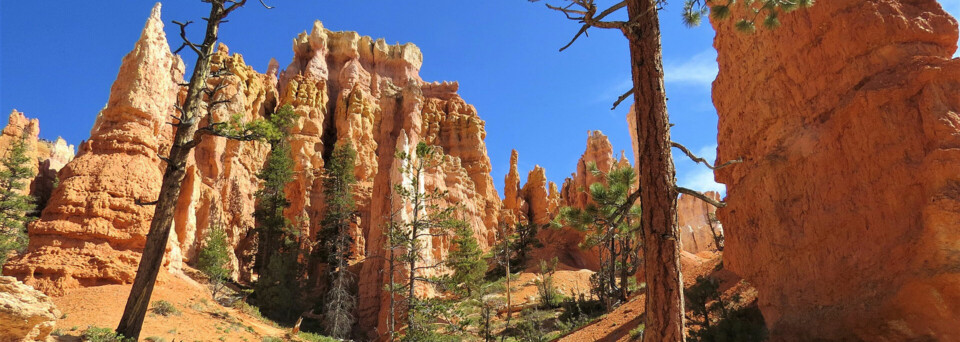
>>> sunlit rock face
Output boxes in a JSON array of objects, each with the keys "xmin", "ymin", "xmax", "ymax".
[
  {"xmin": 0, "ymin": 276, "xmax": 61, "ymax": 341},
  {"xmin": 676, "ymin": 191, "xmax": 722, "ymax": 255},
  {"xmin": 712, "ymin": 0, "xmax": 960, "ymax": 339},
  {"xmin": 279, "ymin": 21, "xmax": 502, "ymax": 337}
]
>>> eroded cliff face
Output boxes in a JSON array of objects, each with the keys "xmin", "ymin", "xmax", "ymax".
[
  {"xmin": 5, "ymin": 5, "xmax": 501, "ymax": 338},
  {"xmin": 713, "ymin": 0, "xmax": 960, "ymax": 339}
]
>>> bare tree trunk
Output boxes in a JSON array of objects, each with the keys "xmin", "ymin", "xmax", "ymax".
[
  {"xmin": 624, "ymin": 0, "xmax": 684, "ymax": 341},
  {"xmin": 501, "ymin": 226, "xmax": 512, "ymax": 342},
  {"xmin": 406, "ymin": 165, "xmax": 422, "ymax": 337},
  {"xmin": 608, "ymin": 229, "xmax": 617, "ymax": 303},
  {"xmin": 620, "ymin": 237, "xmax": 630, "ymax": 301},
  {"xmin": 116, "ymin": 3, "xmax": 224, "ymax": 340},
  {"xmin": 388, "ymin": 239, "xmax": 396, "ymax": 341}
]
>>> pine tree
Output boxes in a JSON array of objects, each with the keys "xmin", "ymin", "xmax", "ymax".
[
  {"xmin": 252, "ymin": 105, "xmax": 302, "ymax": 322},
  {"xmin": 0, "ymin": 136, "xmax": 36, "ymax": 269},
  {"xmin": 534, "ymin": 1, "xmax": 811, "ymax": 339},
  {"xmin": 197, "ymin": 221, "xmax": 231, "ymax": 300},
  {"xmin": 492, "ymin": 223, "xmax": 517, "ymax": 339},
  {"xmin": 556, "ymin": 163, "xmax": 641, "ymax": 310},
  {"xmin": 512, "ymin": 221, "xmax": 542, "ymax": 268},
  {"xmin": 445, "ymin": 225, "xmax": 486, "ymax": 297},
  {"xmin": 387, "ymin": 142, "xmax": 465, "ymax": 341},
  {"xmin": 318, "ymin": 142, "xmax": 358, "ymax": 339}
]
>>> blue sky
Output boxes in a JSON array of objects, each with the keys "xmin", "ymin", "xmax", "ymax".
[{"xmin": 2, "ymin": 1, "xmax": 958, "ymax": 197}]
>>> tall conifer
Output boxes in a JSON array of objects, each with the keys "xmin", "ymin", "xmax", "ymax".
[
  {"xmin": 0, "ymin": 136, "xmax": 36, "ymax": 269},
  {"xmin": 319, "ymin": 142, "xmax": 359, "ymax": 338}
]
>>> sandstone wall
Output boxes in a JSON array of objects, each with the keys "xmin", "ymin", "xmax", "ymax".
[{"xmin": 713, "ymin": 0, "xmax": 960, "ymax": 339}]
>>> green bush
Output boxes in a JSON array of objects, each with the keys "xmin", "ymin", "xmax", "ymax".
[
  {"xmin": 197, "ymin": 222, "xmax": 231, "ymax": 299},
  {"xmin": 150, "ymin": 300, "xmax": 182, "ymax": 316},
  {"xmin": 516, "ymin": 308, "xmax": 551, "ymax": 342},
  {"xmin": 81, "ymin": 326, "xmax": 124, "ymax": 342},
  {"xmin": 557, "ymin": 293, "xmax": 605, "ymax": 334},
  {"xmin": 535, "ymin": 257, "xmax": 562, "ymax": 308}
]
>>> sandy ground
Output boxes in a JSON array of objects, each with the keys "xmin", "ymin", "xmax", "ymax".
[{"xmin": 49, "ymin": 275, "xmax": 289, "ymax": 342}]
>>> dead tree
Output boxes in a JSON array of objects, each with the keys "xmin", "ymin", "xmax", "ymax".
[{"xmin": 116, "ymin": 1, "xmax": 272, "ymax": 339}]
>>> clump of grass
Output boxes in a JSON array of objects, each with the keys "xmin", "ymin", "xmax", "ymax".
[
  {"xmin": 144, "ymin": 337, "xmax": 167, "ymax": 342},
  {"xmin": 232, "ymin": 300, "xmax": 280, "ymax": 328},
  {"xmin": 151, "ymin": 300, "xmax": 182, "ymax": 316},
  {"xmin": 81, "ymin": 326, "xmax": 124, "ymax": 342},
  {"xmin": 233, "ymin": 300, "xmax": 262, "ymax": 318}
]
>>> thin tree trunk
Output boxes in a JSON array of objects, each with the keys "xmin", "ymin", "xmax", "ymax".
[
  {"xmin": 624, "ymin": 0, "xmax": 684, "ymax": 341},
  {"xmin": 116, "ymin": 3, "xmax": 224, "ymax": 339},
  {"xmin": 620, "ymin": 237, "xmax": 630, "ymax": 301},
  {"xmin": 608, "ymin": 229, "xmax": 617, "ymax": 303},
  {"xmin": 502, "ymin": 229, "xmax": 511, "ymax": 342},
  {"xmin": 388, "ymin": 243, "xmax": 395, "ymax": 341},
  {"xmin": 406, "ymin": 165, "xmax": 422, "ymax": 336}
]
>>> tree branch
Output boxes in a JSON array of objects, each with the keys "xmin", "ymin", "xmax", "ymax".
[
  {"xmin": 135, "ymin": 199, "xmax": 158, "ymax": 206},
  {"xmin": 676, "ymin": 187, "xmax": 726, "ymax": 208},
  {"xmin": 671, "ymin": 141, "xmax": 742, "ymax": 170},
  {"xmin": 539, "ymin": 0, "xmax": 628, "ymax": 51},
  {"xmin": 171, "ymin": 20, "xmax": 203, "ymax": 56},
  {"xmin": 611, "ymin": 86, "xmax": 635, "ymax": 110}
]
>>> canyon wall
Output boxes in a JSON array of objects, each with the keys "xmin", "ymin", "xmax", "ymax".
[
  {"xmin": 6, "ymin": 7, "xmax": 501, "ymax": 338},
  {"xmin": 713, "ymin": 0, "xmax": 960, "ymax": 339}
]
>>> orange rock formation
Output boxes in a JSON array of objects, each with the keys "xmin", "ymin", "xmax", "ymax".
[
  {"xmin": 676, "ymin": 191, "xmax": 722, "ymax": 255},
  {"xmin": 5, "ymin": 3, "xmax": 183, "ymax": 294},
  {"xmin": 5, "ymin": 5, "xmax": 501, "ymax": 339},
  {"xmin": 713, "ymin": 0, "xmax": 960, "ymax": 339},
  {"xmin": 0, "ymin": 110, "xmax": 76, "ymax": 209}
]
